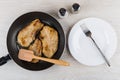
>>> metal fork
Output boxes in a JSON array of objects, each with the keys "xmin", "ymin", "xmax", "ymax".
[{"xmin": 80, "ymin": 24, "xmax": 110, "ymax": 67}]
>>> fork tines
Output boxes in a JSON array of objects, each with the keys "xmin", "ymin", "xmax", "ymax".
[
  {"xmin": 80, "ymin": 24, "xmax": 91, "ymax": 36},
  {"xmin": 80, "ymin": 24, "xmax": 89, "ymax": 33}
]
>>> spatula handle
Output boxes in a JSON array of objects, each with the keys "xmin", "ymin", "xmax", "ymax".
[{"xmin": 33, "ymin": 56, "xmax": 70, "ymax": 66}]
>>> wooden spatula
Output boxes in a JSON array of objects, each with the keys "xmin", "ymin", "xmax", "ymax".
[{"xmin": 18, "ymin": 49, "xmax": 70, "ymax": 66}]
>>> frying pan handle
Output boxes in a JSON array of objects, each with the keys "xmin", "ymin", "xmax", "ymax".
[{"xmin": 0, "ymin": 54, "xmax": 11, "ymax": 66}]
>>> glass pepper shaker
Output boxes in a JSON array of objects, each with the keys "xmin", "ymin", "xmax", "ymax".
[{"xmin": 58, "ymin": 8, "xmax": 68, "ymax": 18}]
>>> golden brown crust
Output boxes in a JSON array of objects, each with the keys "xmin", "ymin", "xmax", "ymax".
[
  {"xmin": 17, "ymin": 19, "xmax": 59, "ymax": 63},
  {"xmin": 29, "ymin": 39, "xmax": 42, "ymax": 63},
  {"xmin": 40, "ymin": 26, "xmax": 58, "ymax": 58},
  {"xmin": 17, "ymin": 19, "xmax": 43, "ymax": 47}
]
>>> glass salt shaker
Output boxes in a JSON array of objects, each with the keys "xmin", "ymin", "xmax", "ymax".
[{"xmin": 71, "ymin": 3, "xmax": 80, "ymax": 14}]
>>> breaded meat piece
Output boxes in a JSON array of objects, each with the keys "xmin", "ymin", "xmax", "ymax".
[
  {"xmin": 17, "ymin": 19, "xmax": 43, "ymax": 47},
  {"xmin": 29, "ymin": 39, "xmax": 42, "ymax": 63},
  {"xmin": 40, "ymin": 26, "xmax": 58, "ymax": 58}
]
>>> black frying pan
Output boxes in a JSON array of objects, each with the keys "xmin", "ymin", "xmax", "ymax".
[{"xmin": 0, "ymin": 12, "xmax": 65, "ymax": 71}]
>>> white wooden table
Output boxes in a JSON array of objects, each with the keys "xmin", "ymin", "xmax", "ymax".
[{"xmin": 0, "ymin": 0, "xmax": 120, "ymax": 80}]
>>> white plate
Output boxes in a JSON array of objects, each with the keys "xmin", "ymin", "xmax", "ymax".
[{"xmin": 68, "ymin": 17, "xmax": 117, "ymax": 66}]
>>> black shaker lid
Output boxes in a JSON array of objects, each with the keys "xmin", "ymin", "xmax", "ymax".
[
  {"xmin": 72, "ymin": 3, "xmax": 80, "ymax": 11},
  {"xmin": 59, "ymin": 8, "xmax": 66, "ymax": 16}
]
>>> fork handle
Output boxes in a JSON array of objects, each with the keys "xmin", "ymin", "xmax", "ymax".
[{"xmin": 90, "ymin": 36, "xmax": 110, "ymax": 67}]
